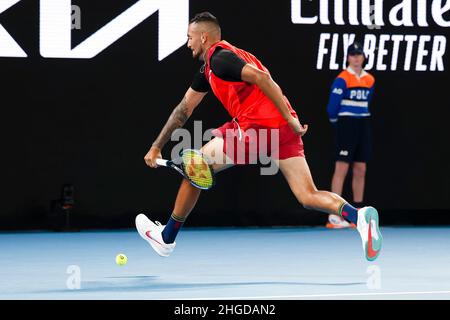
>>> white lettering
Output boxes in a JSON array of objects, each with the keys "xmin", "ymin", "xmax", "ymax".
[
  {"xmin": 363, "ymin": 34, "xmax": 377, "ymax": 70},
  {"xmin": 319, "ymin": 0, "xmax": 330, "ymax": 25},
  {"xmin": 333, "ymin": 88, "xmax": 343, "ymax": 95},
  {"xmin": 361, "ymin": 0, "xmax": 373, "ymax": 26},
  {"xmin": 377, "ymin": 34, "xmax": 390, "ymax": 70},
  {"xmin": 317, "ymin": 33, "xmax": 330, "ymax": 70},
  {"xmin": 291, "ymin": 0, "xmax": 317, "ymax": 24},
  {"xmin": 404, "ymin": 35, "xmax": 418, "ymax": 71},
  {"xmin": 432, "ymin": 0, "xmax": 450, "ymax": 27},
  {"xmin": 174, "ymin": 304, "xmax": 208, "ymax": 317},
  {"xmin": 291, "ymin": 0, "xmax": 450, "ymax": 27},
  {"xmin": 390, "ymin": 35, "xmax": 404, "ymax": 70},
  {"xmin": 349, "ymin": 0, "xmax": 359, "ymax": 25},
  {"xmin": 430, "ymin": 35, "xmax": 446, "ymax": 71},
  {"xmin": 334, "ymin": 0, "xmax": 345, "ymax": 25},
  {"xmin": 417, "ymin": 0, "xmax": 429, "ymax": 26},
  {"xmin": 416, "ymin": 35, "xmax": 431, "ymax": 71},
  {"xmin": 374, "ymin": 0, "xmax": 385, "ymax": 27},
  {"xmin": 389, "ymin": 0, "xmax": 414, "ymax": 27},
  {"xmin": 329, "ymin": 33, "xmax": 339, "ymax": 70},
  {"xmin": 317, "ymin": 33, "xmax": 447, "ymax": 72}
]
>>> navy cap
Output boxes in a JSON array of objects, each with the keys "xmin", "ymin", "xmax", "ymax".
[{"xmin": 347, "ymin": 42, "xmax": 364, "ymax": 55}]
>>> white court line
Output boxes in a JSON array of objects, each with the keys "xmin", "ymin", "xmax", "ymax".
[{"xmin": 168, "ymin": 290, "xmax": 450, "ymax": 300}]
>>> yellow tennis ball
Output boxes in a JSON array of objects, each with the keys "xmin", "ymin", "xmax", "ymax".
[{"xmin": 115, "ymin": 253, "xmax": 127, "ymax": 266}]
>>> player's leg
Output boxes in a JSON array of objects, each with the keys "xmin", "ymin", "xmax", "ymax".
[
  {"xmin": 278, "ymin": 156, "xmax": 382, "ymax": 261},
  {"xmin": 161, "ymin": 137, "xmax": 234, "ymax": 243},
  {"xmin": 278, "ymin": 156, "xmax": 347, "ymax": 216},
  {"xmin": 136, "ymin": 137, "xmax": 234, "ymax": 257},
  {"xmin": 328, "ymin": 161, "xmax": 354, "ymax": 228},
  {"xmin": 172, "ymin": 136, "xmax": 233, "ymax": 218}
]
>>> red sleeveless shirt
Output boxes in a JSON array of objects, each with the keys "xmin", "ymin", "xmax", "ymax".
[{"xmin": 204, "ymin": 40, "xmax": 297, "ymax": 130}]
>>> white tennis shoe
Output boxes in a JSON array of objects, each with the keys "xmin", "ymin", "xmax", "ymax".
[
  {"xmin": 135, "ymin": 214, "xmax": 175, "ymax": 257},
  {"xmin": 356, "ymin": 207, "xmax": 383, "ymax": 261}
]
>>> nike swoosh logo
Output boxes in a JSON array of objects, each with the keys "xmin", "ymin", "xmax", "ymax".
[
  {"xmin": 145, "ymin": 230, "xmax": 163, "ymax": 245},
  {"xmin": 367, "ymin": 218, "xmax": 380, "ymax": 259}
]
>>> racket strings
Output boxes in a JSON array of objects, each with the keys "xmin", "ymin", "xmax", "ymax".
[{"xmin": 181, "ymin": 151, "xmax": 214, "ymax": 189}]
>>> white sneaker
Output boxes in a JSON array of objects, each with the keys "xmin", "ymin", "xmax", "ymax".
[
  {"xmin": 356, "ymin": 207, "xmax": 383, "ymax": 261},
  {"xmin": 326, "ymin": 214, "xmax": 356, "ymax": 229},
  {"xmin": 135, "ymin": 214, "xmax": 176, "ymax": 257}
]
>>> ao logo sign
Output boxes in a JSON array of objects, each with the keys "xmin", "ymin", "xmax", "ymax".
[{"xmin": 0, "ymin": 0, "xmax": 188, "ymax": 60}]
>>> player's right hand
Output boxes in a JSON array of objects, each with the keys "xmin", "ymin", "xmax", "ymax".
[
  {"xmin": 144, "ymin": 146, "xmax": 162, "ymax": 168},
  {"xmin": 288, "ymin": 117, "xmax": 308, "ymax": 136}
]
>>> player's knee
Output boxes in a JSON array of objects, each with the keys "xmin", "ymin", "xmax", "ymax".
[{"xmin": 297, "ymin": 190, "xmax": 317, "ymax": 209}]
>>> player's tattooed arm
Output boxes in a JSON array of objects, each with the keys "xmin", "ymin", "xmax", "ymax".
[
  {"xmin": 152, "ymin": 96, "xmax": 190, "ymax": 149},
  {"xmin": 152, "ymin": 88, "xmax": 207, "ymax": 150}
]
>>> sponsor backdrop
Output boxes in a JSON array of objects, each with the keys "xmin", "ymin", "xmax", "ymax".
[{"xmin": 1, "ymin": 0, "xmax": 449, "ymax": 229}]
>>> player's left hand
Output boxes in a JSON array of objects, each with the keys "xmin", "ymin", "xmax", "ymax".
[{"xmin": 288, "ymin": 117, "xmax": 308, "ymax": 136}]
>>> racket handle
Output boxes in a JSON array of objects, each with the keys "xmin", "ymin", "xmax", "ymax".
[{"xmin": 155, "ymin": 159, "xmax": 168, "ymax": 167}]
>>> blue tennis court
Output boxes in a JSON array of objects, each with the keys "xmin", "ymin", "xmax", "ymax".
[{"xmin": 1, "ymin": 226, "xmax": 449, "ymax": 300}]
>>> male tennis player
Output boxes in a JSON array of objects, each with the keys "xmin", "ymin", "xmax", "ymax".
[
  {"xmin": 325, "ymin": 42, "xmax": 375, "ymax": 229},
  {"xmin": 137, "ymin": 12, "xmax": 382, "ymax": 261}
]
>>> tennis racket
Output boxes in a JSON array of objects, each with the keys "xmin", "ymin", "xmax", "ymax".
[{"xmin": 156, "ymin": 149, "xmax": 215, "ymax": 190}]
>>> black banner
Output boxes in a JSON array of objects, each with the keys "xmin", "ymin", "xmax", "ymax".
[{"xmin": 1, "ymin": 0, "xmax": 449, "ymax": 229}]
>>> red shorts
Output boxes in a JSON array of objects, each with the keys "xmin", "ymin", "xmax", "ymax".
[{"xmin": 211, "ymin": 120, "xmax": 305, "ymax": 165}]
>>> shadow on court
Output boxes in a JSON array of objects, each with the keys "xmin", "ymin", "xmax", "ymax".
[{"xmin": 30, "ymin": 277, "xmax": 366, "ymax": 295}]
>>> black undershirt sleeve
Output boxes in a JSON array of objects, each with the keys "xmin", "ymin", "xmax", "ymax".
[
  {"xmin": 210, "ymin": 48, "xmax": 247, "ymax": 82},
  {"xmin": 190, "ymin": 47, "xmax": 247, "ymax": 91},
  {"xmin": 190, "ymin": 69, "xmax": 211, "ymax": 93}
]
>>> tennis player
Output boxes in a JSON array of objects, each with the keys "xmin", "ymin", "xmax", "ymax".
[{"xmin": 137, "ymin": 12, "xmax": 382, "ymax": 261}]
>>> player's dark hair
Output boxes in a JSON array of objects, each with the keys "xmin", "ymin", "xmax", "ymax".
[{"xmin": 190, "ymin": 12, "xmax": 220, "ymax": 28}]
